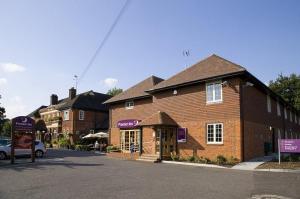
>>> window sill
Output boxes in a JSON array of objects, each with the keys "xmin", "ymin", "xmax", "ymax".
[
  {"xmin": 206, "ymin": 101, "xmax": 223, "ymax": 105},
  {"xmin": 206, "ymin": 143, "xmax": 224, "ymax": 145}
]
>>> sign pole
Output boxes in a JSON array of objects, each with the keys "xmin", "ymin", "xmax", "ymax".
[
  {"xmin": 11, "ymin": 123, "xmax": 15, "ymax": 164},
  {"xmin": 278, "ymin": 138, "xmax": 281, "ymax": 165}
]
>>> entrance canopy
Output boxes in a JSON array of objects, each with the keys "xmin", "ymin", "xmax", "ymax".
[{"xmin": 138, "ymin": 111, "xmax": 177, "ymax": 126}]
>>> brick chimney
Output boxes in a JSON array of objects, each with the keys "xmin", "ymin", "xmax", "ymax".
[
  {"xmin": 69, "ymin": 87, "xmax": 76, "ymax": 99},
  {"xmin": 50, "ymin": 94, "xmax": 58, "ymax": 105}
]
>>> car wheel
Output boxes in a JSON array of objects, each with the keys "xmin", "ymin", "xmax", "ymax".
[
  {"xmin": 0, "ymin": 152, "xmax": 7, "ymax": 160},
  {"xmin": 35, "ymin": 150, "xmax": 44, "ymax": 158}
]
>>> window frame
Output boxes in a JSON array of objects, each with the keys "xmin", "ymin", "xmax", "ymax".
[
  {"xmin": 206, "ymin": 123, "xmax": 223, "ymax": 144},
  {"xmin": 125, "ymin": 101, "xmax": 134, "ymax": 110},
  {"xmin": 267, "ymin": 95, "xmax": 271, "ymax": 113},
  {"xmin": 206, "ymin": 81, "xmax": 223, "ymax": 104},
  {"xmin": 63, "ymin": 110, "xmax": 70, "ymax": 121},
  {"xmin": 79, "ymin": 110, "xmax": 85, "ymax": 121}
]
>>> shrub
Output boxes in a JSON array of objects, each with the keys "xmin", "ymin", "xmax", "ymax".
[
  {"xmin": 195, "ymin": 156, "xmax": 210, "ymax": 164},
  {"xmin": 171, "ymin": 153, "xmax": 179, "ymax": 161},
  {"xmin": 58, "ymin": 137, "xmax": 70, "ymax": 148},
  {"xmin": 75, "ymin": 144, "xmax": 90, "ymax": 151},
  {"xmin": 52, "ymin": 140, "xmax": 58, "ymax": 145},
  {"xmin": 216, "ymin": 155, "xmax": 227, "ymax": 165},
  {"xmin": 106, "ymin": 145, "xmax": 120, "ymax": 152},
  {"xmin": 227, "ymin": 156, "xmax": 239, "ymax": 165},
  {"xmin": 187, "ymin": 156, "xmax": 195, "ymax": 162}
]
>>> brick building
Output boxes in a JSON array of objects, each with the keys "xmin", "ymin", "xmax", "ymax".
[
  {"xmin": 105, "ymin": 55, "xmax": 300, "ymax": 162},
  {"xmin": 39, "ymin": 88, "xmax": 111, "ymax": 144}
]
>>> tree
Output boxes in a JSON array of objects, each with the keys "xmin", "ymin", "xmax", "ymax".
[
  {"xmin": 269, "ymin": 73, "xmax": 300, "ymax": 110},
  {"xmin": 1, "ymin": 119, "xmax": 11, "ymax": 137},
  {"xmin": 0, "ymin": 94, "xmax": 6, "ymax": 134},
  {"xmin": 106, "ymin": 87, "xmax": 123, "ymax": 96}
]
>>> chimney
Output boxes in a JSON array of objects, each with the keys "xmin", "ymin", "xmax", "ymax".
[
  {"xmin": 50, "ymin": 94, "xmax": 58, "ymax": 105},
  {"xmin": 69, "ymin": 87, "xmax": 76, "ymax": 99}
]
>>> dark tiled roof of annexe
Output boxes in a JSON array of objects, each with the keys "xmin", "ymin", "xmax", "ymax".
[
  {"xmin": 104, "ymin": 75, "xmax": 164, "ymax": 104},
  {"xmin": 147, "ymin": 54, "xmax": 246, "ymax": 92},
  {"xmin": 138, "ymin": 111, "xmax": 178, "ymax": 126},
  {"xmin": 27, "ymin": 105, "xmax": 47, "ymax": 117},
  {"xmin": 40, "ymin": 91, "xmax": 111, "ymax": 112}
]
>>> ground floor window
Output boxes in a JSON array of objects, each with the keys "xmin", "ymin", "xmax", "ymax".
[
  {"xmin": 120, "ymin": 129, "xmax": 140, "ymax": 152},
  {"xmin": 207, "ymin": 123, "xmax": 223, "ymax": 144}
]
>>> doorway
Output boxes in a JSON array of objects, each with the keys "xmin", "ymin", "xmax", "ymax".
[{"xmin": 155, "ymin": 127, "xmax": 176, "ymax": 158}]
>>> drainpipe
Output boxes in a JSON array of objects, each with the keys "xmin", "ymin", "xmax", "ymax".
[
  {"xmin": 139, "ymin": 127, "xmax": 142, "ymax": 156},
  {"xmin": 239, "ymin": 83, "xmax": 245, "ymax": 162}
]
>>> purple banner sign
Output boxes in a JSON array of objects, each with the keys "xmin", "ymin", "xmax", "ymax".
[
  {"xmin": 117, "ymin": 119, "xmax": 139, "ymax": 129},
  {"xmin": 177, "ymin": 128, "xmax": 187, "ymax": 143},
  {"xmin": 280, "ymin": 139, "xmax": 300, "ymax": 153},
  {"xmin": 12, "ymin": 116, "xmax": 35, "ymax": 131}
]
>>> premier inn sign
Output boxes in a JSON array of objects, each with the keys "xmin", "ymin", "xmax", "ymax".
[
  {"xmin": 117, "ymin": 119, "xmax": 140, "ymax": 129},
  {"xmin": 12, "ymin": 116, "xmax": 35, "ymax": 131}
]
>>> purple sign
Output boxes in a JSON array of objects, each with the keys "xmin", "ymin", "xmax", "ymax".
[
  {"xmin": 177, "ymin": 128, "xmax": 187, "ymax": 143},
  {"xmin": 117, "ymin": 119, "xmax": 139, "ymax": 129},
  {"xmin": 12, "ymin": 116, "xmax": 35, "ymax": 131},
  {"xmin": 280, "ymin": 139, "xmax": 300, "ymax": 153}
]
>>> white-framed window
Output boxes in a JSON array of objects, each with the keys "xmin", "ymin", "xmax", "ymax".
[
  {"xmin": 63, "ymin": 110, "xmax": 69, "ymax": 121},
  {"xmin": 79, "ymin": 110, "xmax": 85, "ymax": 120},
  {"xmin": 284, "ymin": 107, "xmax": 287, "ymax": 119},
  {"xmin": 267, "ymin": 95, "xmax": 271, "ymax": 113},
  {"xmin": 125, "ymin": 101, "xmax": 134, "ymax": 109},
  {"xmin": 207, "ymin": 123, "xmax": 223, "ymax": 144},
  {"xmin": 206, "ymin": 81, "xmax": 222, "ymax": 104},
  {"xmin": 277, "ymin": 101, "xmax": 281, "ymax": 116},
  {"xmin": 290, "ymin": 111, "xmax": 293, "ymax": 122}
]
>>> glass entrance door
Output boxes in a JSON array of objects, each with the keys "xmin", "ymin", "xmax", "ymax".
[
  {"xmin": 155, "ymin": 127, "xmax": 176, "ymax": 158},
  {"xmin": 120, "ymin": 129, "xmax": 140, "ymax": 152}
]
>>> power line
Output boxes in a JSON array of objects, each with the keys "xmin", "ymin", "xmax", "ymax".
[{"xmin": 77, "ymin": 0, "xmax": 131, "ymax": 85}]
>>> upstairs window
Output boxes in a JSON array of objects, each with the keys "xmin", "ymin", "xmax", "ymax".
[
  {"xmin": 206, "ymin": 82, "xmax": 222, "ymax": 104},
  {"xmin": 277, "ymin": 101, "xmax": 281, "ymax": 116},
  {"xmin": 125, "ymin": 101, "xmax": 134, "ymax": 109},
  {"xmin": 79, "ymin": 110, "xmax": 85, "ymax": 120},
  {"xmin": 207, "ymin": 123, "xmax": 223, "ymax": 144},
  {"xmin": 284, "ymin": 107, "xmax": 287, "ymax": 119},
  {"xmin": 63, "ymin": 110, "xmax": 69, "ymax": 121},
  {"xmin": 267, "ymin": 95, "xmax": 271, "ymax": 113}
]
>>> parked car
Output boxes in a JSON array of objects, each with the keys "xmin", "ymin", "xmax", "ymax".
[
  {"xmin": 0, "ymin": 140, "xmax": 46, "ymax": 160},
  {"xmin": 0, "ymin": 139, "xmax": 11, "ymax": 146}
]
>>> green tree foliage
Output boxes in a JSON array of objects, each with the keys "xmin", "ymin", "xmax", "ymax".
[
  {"xmin": 269, "ymin": 73, "xmax": 300, "ymax": 110},
  {"xmin": 106, "ymin": 87, "xmax": 123, "ymax": 96},
  {"xmin": 1, "ymin": 119, "xmax": 11, "ymax": 137},
  {"xmin": 0, "ymin": 94, "xmax": 7, "ymax": 135}
]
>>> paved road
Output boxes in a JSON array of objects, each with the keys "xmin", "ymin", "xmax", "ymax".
[{"xmin": 0, "ymin": 149, "xmax": 299, "ymax": 199}]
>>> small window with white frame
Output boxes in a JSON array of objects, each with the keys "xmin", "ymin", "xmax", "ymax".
[
  {"xmin": 276, "ymin": 101, "xmax": 281, "ymax": 116},
  {"xmin": 206, "ymin": 81, "xmax": 222, "ymax": 104},
  {"xmin": 125, "ymin": 101, "xmax": 134, "ymax": 109},
  {"xmin": 63, "ymin": 110, "xmax": 69, "ymax": 121},
  {"xmin": 207, "ymin": 123, "xmax": 223, "ymax": 144},
  {"xmin": 79, "ymin": 110, "xmax": 85, "ymax": 120},
  {"xmin": 267, "ymin": 95, "xmax": 271, "ymax": 113}
]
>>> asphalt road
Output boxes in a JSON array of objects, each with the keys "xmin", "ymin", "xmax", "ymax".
[{"xmin": 0, "ymin": 149, "xmax": 299, "ymax": 199}]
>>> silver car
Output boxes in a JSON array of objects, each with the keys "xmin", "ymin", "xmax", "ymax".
[{"xmin": 0, "ymin": 140, "xmax": 46, "ymax": 160}]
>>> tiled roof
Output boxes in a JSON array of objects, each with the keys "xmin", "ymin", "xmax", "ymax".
[
  {"xmin": 40, "ymin": 91, "xmax": 111, "ymax": 112},
  {"xmin": 27, "ymin": 105, "xmax": 47, "ymax": 117},
  {"xmin": 104, "ymin": 75, "xmax": 164, "ymax": 104},
  {"xmin": 139, "ymin": 111, "xmax": 178, "ymax": 126},
  {"xmin": 148, "ymin": 54, "xmax": 246, "ymax": 92}
]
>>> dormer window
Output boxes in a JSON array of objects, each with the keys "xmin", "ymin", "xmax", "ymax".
[{"xmin": 125, "ymin": 101, "xmax": 134, "ymax": 109}]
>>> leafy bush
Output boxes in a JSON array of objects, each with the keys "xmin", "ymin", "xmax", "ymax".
[
  {"xmin": 106, "ymin": 145, "xmax": 120, "ymax": 152},
  {"xmin": 227, "ymin": 156, "xmax": 239, "ymax": 165},
  {"xmin": 216, "ymin": 155, "xmax": 227, "ymax": 165},
  {"xmin": 195, "ymin": 156, "xmax": 210, "ymax": 164},
  {"xmin": 58, "ymin": 137, "xmax": 70, "ymax": 148},
  {"xmin": 75, "ymin": 144, "xmax": 90, "ymax": 151},
  {"xmin": 187, "ymin": 156, "xmax": 195, "ymax": 162},
  {"xmin": 52, "ymin": 140, "xmax": 58, "ymax": 145},
  {"xmin": 171, "ymin": 153, "xmax": 179, "ymax": 161}
]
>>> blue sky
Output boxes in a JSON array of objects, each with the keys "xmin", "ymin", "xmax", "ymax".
[{"xmin": 0, "ymin": 0, "xmax": 299, "ymax": 118}]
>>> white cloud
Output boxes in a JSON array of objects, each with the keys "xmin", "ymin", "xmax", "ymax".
[
  {"xmin": 102, "ymin": 78, "xmax": 118, "ymax": 88},
  {"xmin": 0, "ymin": 78, "xmax": 7, "ymax": 86},
  {"xmin": 5, "ymin": 96, "xmax": 27, "ymax": 119},
  {"xmin": 0, "ymin": 63, "xmax": 26, "ymax": 73}
]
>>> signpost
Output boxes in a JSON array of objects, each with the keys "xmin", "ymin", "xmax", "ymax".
[
  {"xmin": 278, "ymin": 139, "xmax": 300, "ymax": 164},
  {"xmin": 177, "ymin": 128, "xmax": 187, "ymax": 143},
  {"xmin": 11, "ymin": 116, "xmax": 36, "ymax": 164}
]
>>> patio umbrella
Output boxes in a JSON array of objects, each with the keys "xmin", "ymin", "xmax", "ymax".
[{"xmin": 94, "ymin": 132, "xmax": 109, "ymax": 138}]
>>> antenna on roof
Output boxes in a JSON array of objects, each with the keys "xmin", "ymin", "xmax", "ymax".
[
  {"xmin": 73, "ymin": 75, "xmax": 78, "ymax": 90},
  {"xmin": 183, "ymin": 50, "xmax": 191, "ymax": 68}
]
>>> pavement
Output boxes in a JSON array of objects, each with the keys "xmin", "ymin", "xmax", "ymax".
[
  {"xmin": 0, "ymin": 149, "xmax": 299, "ymax": 199},
  {"xmin": 232, "ymin": 156, "xmax": 274, "ymax": 170}
]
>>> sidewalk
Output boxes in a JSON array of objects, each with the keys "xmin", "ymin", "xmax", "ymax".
[{"xmin": 231, "ymin": 156, "xmax": 274, "ymax": 171}]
